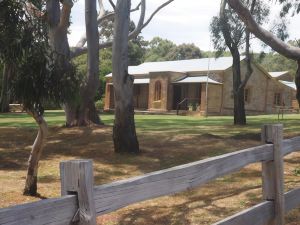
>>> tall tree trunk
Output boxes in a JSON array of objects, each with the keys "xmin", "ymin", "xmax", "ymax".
[
  {"xmin": 77, "ymin": 0, "xmax": 100, "ymax": 126},
  {"xmin": 46, "ymin": 0, "xmax": 102, "ymax": 127},
  {"xmin": 112, "ymin": 0, "xmax": 140, "ymax": 153},
  {"xmin": 23, "ymin": 111, "xmax": 48, "ymax": 196},
  {"xmin": 0, "ymin": 63, "xmax": 11, "ymax": 113},
  {"xmin": 232, "ymin": 50, "xmax": 246, "ymax": 125},
  {"xmin": 220, "ymin": 0, "xmax": 246, "ymax": 125}
]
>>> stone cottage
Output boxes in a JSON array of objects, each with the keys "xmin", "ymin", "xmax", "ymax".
[{"xmin": 104, "ymin": 57, "xmax": 296, "ymax": 115}]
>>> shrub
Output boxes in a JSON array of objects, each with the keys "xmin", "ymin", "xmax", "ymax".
[{"xmin": 95, "ymin": 99, "xmax": 104, "ymax": 110}]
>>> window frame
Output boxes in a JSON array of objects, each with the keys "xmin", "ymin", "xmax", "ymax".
[{"xmin": 274, "ymin": 92, "xmax": 282, "ymax": 106}]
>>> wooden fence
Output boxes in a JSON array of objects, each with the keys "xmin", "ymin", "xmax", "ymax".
[{"xmin": 1, "ymin": 124, "xmax": 300, "ymax": 225}]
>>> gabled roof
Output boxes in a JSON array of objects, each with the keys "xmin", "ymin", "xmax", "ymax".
[
  {"xmin": 105, "ymin": 56, "xmax": 246, "ymax": 77},
  {"xmin": 269, "ymin": 71, "xmax": 290, "ymax": 78}
]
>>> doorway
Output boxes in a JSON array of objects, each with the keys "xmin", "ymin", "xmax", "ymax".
[{"xmin": 173, "ymin": 85, "xmax": 182, "ymax": 109}]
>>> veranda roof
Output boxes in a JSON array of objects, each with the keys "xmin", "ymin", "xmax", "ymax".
[
  {"xmin": 173, "ymin": 76, "xmax": 222, "ymax": 84},
  {"xmin": 279, "ymin": 80, "xmax": 296, "ymax": 90}
]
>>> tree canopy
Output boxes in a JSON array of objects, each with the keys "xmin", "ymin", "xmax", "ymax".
[{"xmin": 144, "ymin": 37, "xmax": 202, "ymax": 62}]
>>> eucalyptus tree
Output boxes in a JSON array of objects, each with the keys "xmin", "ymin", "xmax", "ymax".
[
  {"xmin": 112, "ymin": 0, "xmax": 138, "ymax": 153},
  {"xmin": 27, "ymin": 0, "xmax": 174, "ymax": 128},
  {"xmin": 0, "ymin": 0, "xmax": 79, "ymax": 196},
  {"xmin": 25, "ymin": 0, "xmax": 174, "ymax": 154},
  {"xmin": 110, "ymin": 0, "xmax": 174, "ymax": 153},
  {"xmin": 27, "ymin": 0, "xmax": 175, "ymax": 156},
  {"xmin": 210, "ymin": 0, "xmax": 269, "ymax": 125},
  {"xmin": 72, "ymin": 0, "xmax": 174, "ymax": 129},
  {"xmin": 227, "ymin": 0, "xmax": 300, "ymax": 105}
]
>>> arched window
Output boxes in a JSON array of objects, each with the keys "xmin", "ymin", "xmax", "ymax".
[{"xmin": 154, "ymin": 80, "xmax": 162, "ymax": 101}]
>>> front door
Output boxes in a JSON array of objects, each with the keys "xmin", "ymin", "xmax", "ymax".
[{"xmin": 173, "ymin": 85, "xmax": 182, "ymax": 109}]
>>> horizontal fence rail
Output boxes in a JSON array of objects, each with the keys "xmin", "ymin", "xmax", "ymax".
[
  {"xmin": 1, "ymin": 124, "xmax": 300, "ymax": 225},
  {"xmin": 0, "ymin": 196, "xmax": 77, "ymax": 225},
  {"xmin": 282, "ymin": 136, "xmax": 300, "ymax": 155},
  {"xmin": 93, "ymin": 144, "xmax": 273, "ymax": 215},
  {"xmin": 213, "ymin": 188, "xmax": 300, "ymax": 225}
]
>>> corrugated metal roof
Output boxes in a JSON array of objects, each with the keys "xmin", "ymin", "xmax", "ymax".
[
  {"xmin": 105, "ymin": 56, "xmax": 245, "ymax": 77},
  {"xmin": 279, "ymin": 80, "xmax": 296, "ymax": 90},
  {"xmin": 173, "ymin": 76, "xmax": 222, "ymax": 84},
  {"xmin": 269, "ymin": 71, "xmax": 289, "ymax": 78}
]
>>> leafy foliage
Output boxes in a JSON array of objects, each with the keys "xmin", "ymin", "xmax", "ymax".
[
  {"xmin": 144, "ymin": 37, "xmax": 202, "ymax": 62},
  {"xmin": 0, "ymin": 0, "xmax": 80, "ymax": 114},
  {"xmin": 128, "ymin": 37, "xmax": 148, "ymax": 65},
  {"xmin": 254, "ymin": 52, "xmax": 297, "ymax": 75},
  {"xmin": 73, "ymin": 48, "xmax": 112, "ymax": 100},
  {"xmin": 278, "ymin": 0, "xmax": 300, "ymax": 17},
  {"xmin": 210, "ymin": 0, "xmax": 269, "ymax": 56}
]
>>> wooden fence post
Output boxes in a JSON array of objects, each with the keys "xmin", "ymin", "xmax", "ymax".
[
  {"xmin": 60, "ymin": 160, "xmax": 97, "ymax": 225},
  {"xmin": 261, "ymin": 124, "xmax": 285, "ymax": 225}
]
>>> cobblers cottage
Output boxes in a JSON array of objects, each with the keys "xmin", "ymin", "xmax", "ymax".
[{"xmin": 104, "ymin": 57, "xmax": 296, "ymax": 115}]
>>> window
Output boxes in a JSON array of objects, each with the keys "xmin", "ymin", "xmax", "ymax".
[
  {"xmin": 274, "ymin": 93, "xmax": 282, "ymax": 106},
  {"xmin": 154, "ymin": 80, "xmax": 161, "ymax": 101},
  {"xmin": 244, "ymin": 88, "xmax": 250, "ymax": 103}
]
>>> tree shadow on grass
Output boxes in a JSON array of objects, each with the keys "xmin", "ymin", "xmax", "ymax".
[{"xmin": 0, "ymin": 125, "xmax": 262, "ymax": 182}]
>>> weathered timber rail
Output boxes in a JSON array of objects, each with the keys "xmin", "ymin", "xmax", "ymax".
[{"xmin": 1, "ymin": 124, "xmax": 300, "ymax": 225}]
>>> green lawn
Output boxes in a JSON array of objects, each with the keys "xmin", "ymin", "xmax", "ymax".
[{"xmin": 1, "ymin": 110, "xmax": 300, "ymax": 137}]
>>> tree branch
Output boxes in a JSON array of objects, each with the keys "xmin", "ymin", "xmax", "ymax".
[
  {"xmin": 71, "ymin": 0, "xmax": 174, "ymax": 58},
  {"xmin": 59, "ymin": 0, "xmax": 73, "ymax": 30},
  {"xmin": 75, "ymin": 1, "xmax": 142, "ymax": 48},
  {"xmin": 25, "ymin": 2, "xmax": 45, "ymax": 18},
  {"xmin": 220, "ymin": 0, "xmax": 234, "ymax": 52},
  {"xmin": 108, "ymin": 0, "xmax": 115, "ymax": 10},
  {"xmin": 141, "ymin": 0, "xmax": 174, "ymax": 29},
  {"xmin": 98, "ymin": 0, "xmax": 106, "ymax": 17},
  {"xmin": 238, "ymin": 0, "xmax": 256, "ymax": 90},
  {"xmin": 228, "ymin": 0, "xmax": 300, "ymax": 60}
]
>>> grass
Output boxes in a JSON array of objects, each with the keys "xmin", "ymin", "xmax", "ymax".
[{"xmin": 1, "ymin": 111, "xmax": 300, "ymax": 224}]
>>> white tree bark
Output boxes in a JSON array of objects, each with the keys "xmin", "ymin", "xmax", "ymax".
[
  {"xmin": 23, "ymin": 112, "xmax": 48, "ymax": 196},
  {"xmin": 112, "ymin": 0, "xmax": 139, "ymax": 153},
  {"xmin": 77, "ymin": 0, "xmax": 100, "ymax": 125}
]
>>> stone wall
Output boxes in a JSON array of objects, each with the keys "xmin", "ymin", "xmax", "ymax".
[
  {"xmin": 148, "ymin": 72, "xmax": 185, "ymax": 111},
  {"xmin": 265, "ymin": 79, "xmax": 294, "ymax": 113},
  {"xmin": 221, "ymin": 61, "xmax": 294, "ymax": 115},
  {"xmin": 207, "ymin": 83, "xmax": 223, "ymax": 114}
]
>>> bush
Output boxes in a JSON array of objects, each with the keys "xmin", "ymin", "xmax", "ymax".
[{"xmin": 95, "ymin": 99, "xmax": 104, "ymax": 110}]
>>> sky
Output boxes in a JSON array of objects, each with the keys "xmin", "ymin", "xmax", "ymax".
[{"xmin": 68, "ymin": 0, "xmax": 300, "ymax": 52}]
